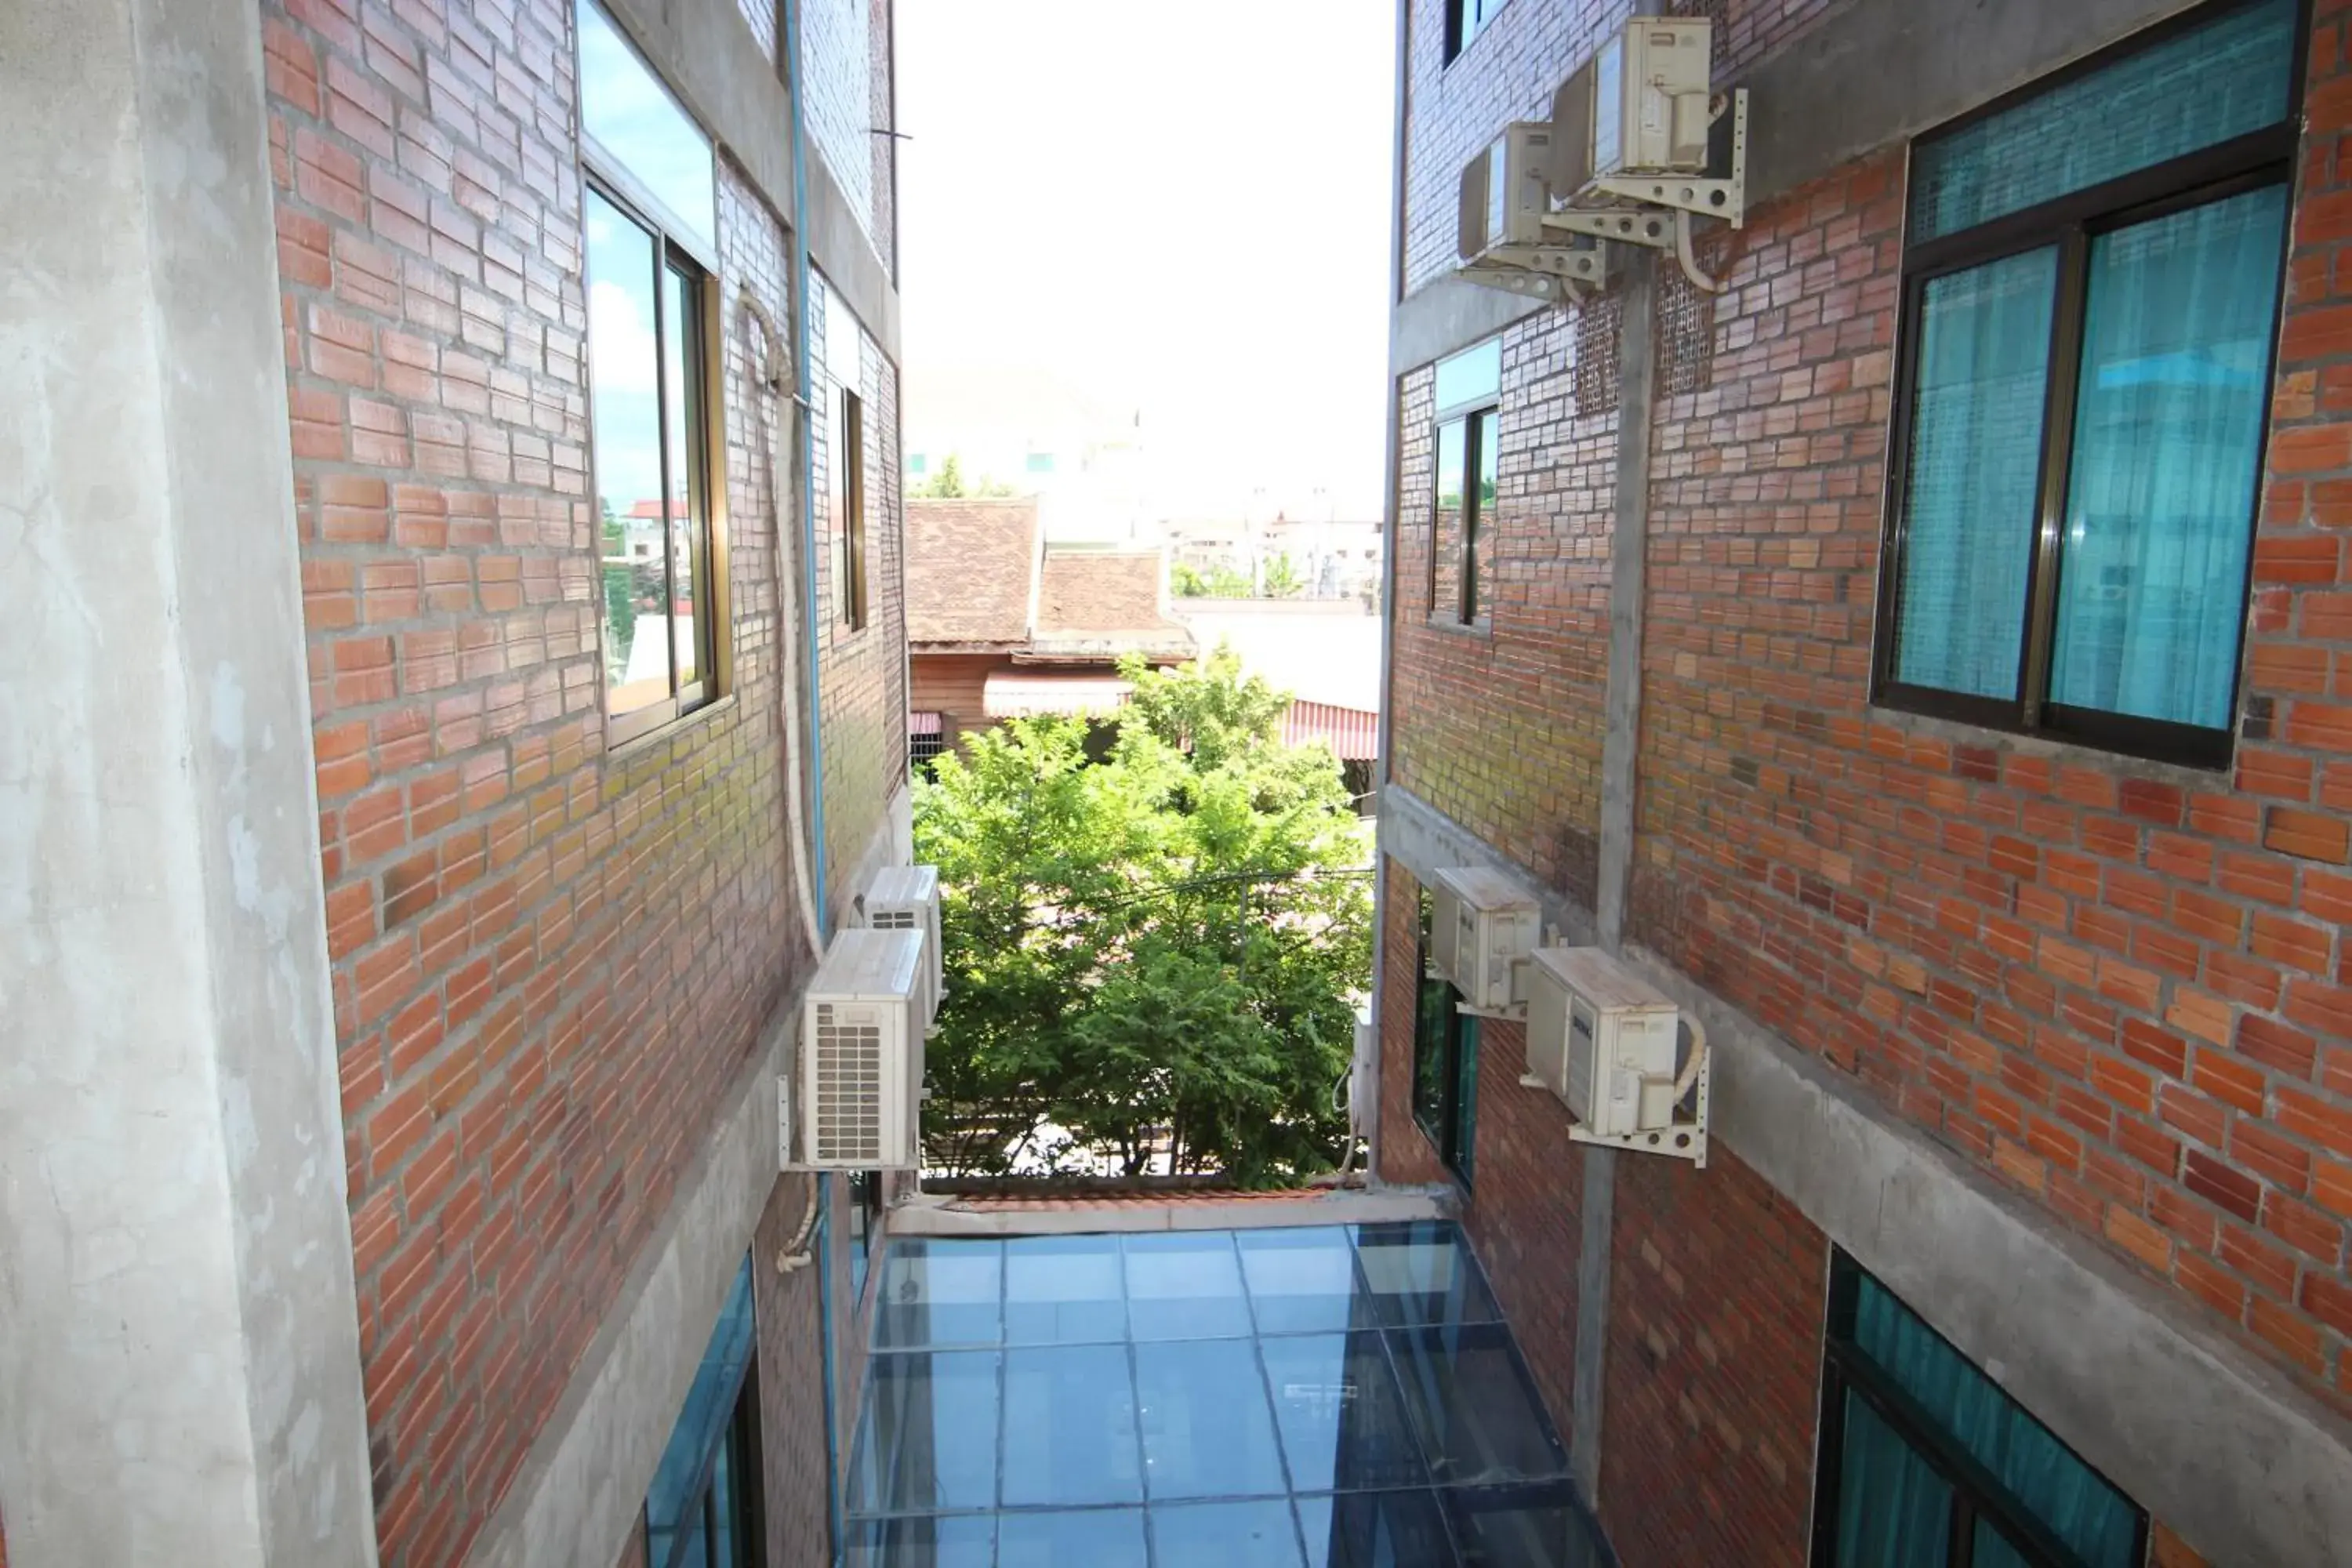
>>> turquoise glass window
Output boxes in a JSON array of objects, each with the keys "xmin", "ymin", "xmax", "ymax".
[
  {"xmin": 577, "ymin": 0, "xmax": 717, "ymax": 255},
  {"xmin": 1909, "ymin": 0, "xmax": 2296, "ymax": 241}
]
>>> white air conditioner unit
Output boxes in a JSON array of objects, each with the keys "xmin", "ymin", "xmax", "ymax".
[
  {"xmin": 1550, "ymin": 18, "xmax": 1715, "ymax": 197},
  {"xmin": 796, "ymin": 927, "xmax": 926, "ymax": 1170},
  {"xmin": 1455, "ymin": 124, "xmax": 1610, "ymax": 303},
  {"xmin": 1429, "ymin": 866, "xmax": 1541, "ymax": 1014},
  {"xmin": 862, "ymin": 863, "xmax": 943, "ymax": 1036},
  {"xmin": 1537, "ymin": 16, "xmax": 1748, "ymax": 294},
  {"xmin": 1523, "ymin": 946, "xmax": 1709, "ymax": 1163}
]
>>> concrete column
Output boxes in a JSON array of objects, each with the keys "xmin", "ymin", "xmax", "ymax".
[{"xmin": 0, "ymin": 2, "xmax": 376, "ymax": 1564}]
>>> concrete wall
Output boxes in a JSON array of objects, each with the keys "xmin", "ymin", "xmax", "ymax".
[{"xmin": 0, "ymin": 0, "xmax": 375, "ymax": 1562}]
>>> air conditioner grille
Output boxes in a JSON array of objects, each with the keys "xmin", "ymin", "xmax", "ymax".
[
  {"xmin": 814, "ymin": 1001, "xmax": 884, "ymax": 1164},
  {"xmin": 870, "ymin": 908, "xmax": 916, "ymax": 929},
  {"xmin": 1566, "ymin": 996, "xmax": 1599, "ymax": 1123}
]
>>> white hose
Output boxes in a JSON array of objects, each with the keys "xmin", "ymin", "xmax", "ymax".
[
  {"xmin": 742, "ymin": 287, "xmax": 827, "ymax": 1276},
  {"xmin": 1671, "ymin": 1015, "xmax": 1708, "ymax": 1102},
  {"xmin": 739, "ymin": 286, "xmax": 825, "ymax": 959}
]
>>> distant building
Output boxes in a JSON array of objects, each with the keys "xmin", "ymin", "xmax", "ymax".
[
  {"xmin": 906, "ymin": 497, "xmax": 1194, "ymax": 762},
  {"xmin": 1163, "ymin": 514, "xmax": 1384, "ymax": 601}
]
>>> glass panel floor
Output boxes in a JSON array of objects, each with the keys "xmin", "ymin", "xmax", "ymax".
[{"xmin": 845, "ymin": 1221, "xmax": 1613, "ymax": 1567}]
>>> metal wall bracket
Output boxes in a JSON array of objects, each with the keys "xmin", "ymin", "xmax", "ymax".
[
  {"xmin": 1457, "ymin": 241, "xmax": 1609, "ymax": 304},
  {"xmin": 1564, "ymin": 1044, "xmax": 1711, "ymax": 1167},
  {"xmin": 1585, "ymin": 89, "xmax": 1748, "ymax": 228}
]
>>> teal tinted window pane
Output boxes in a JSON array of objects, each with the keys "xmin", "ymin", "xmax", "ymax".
[
  {"xmin": 1258, "ymin": 1332, "xmax": 1427, "ymax": 1492},
  {"xmin": 662, "ymin": 261, "xmax": 701, "ymax": 688},
  {"xmin": 1295, "ymin": 1490, "xmax": 1460, "ymax": 1567},
  {"xmin": 846, "ymin": 1516, "xmax": 996, "ymax": 1567},
  {"xmin": 646, "ymin": 1257, "xmax": 754, "ymax": 1552},
  {"xmin": 874, "ymin": 1239, "xmax": 1004, "ymax": 1348},
  {"xmin": 1004, "ymin": 1232, "xmax": 1127, "ymax": 1345},
  {"xmin": 1450, "ymin": 1014, "xmax": 1480, "ymax": 1184},
  {"xmin": 1149, "ymin": 1500, "xmax": 1306, "ymax": 1568},
  {"xmin": 1237, "ymin": 1228, "xmax": 1373, "ymax": 1334},
  {"xmin": 1123, "ymin": 1231, "xmax": 1253, "ymax": 1341},
  {"xmin": 1435, "ymin": 339, "xmax": 1502, "ymax": 411},
  {"xmin": 1001, "ymin": 1344, "xmax": 1144, "ymax": 1506},
  {"xmin": 1853, "ymin": 1277, "xmax": 2142, "ymax": 1566},
  {"xmin": 1910, "ymin": 0, "xmax": 2296, "ymax": 241},
  {"xmin": 1388, "ymin": 1323, "xmax": 1567, "ymax": 1486},
  {"xmin": 1027, "ymin": 452, "xmax": 1057, "ymax": 473},
  {"xmin": 577, "ymin": 0, "xmax": 715, "ymax": 253},
  {"xmin": 1973, "ymin": 1525, "xmax": 2034, "ymax": 1568},
  {"xmin": 909, "ymin": 453, "xmax": 928, "ymax": 475},
  {"xmin": 586, "ymin": 189, "xmax": 668, "ymax": 710},
  {"xmin": 1891, "ymin": 249, "xmax": 2058, "ymax": 700},
  {"xmin": 2049, "ymin": 184, "xmax": 2288, "ymax": 730},
  {"xmin": 1134, "ymin": 1339, "xmax": 1289, "ymax": 1499},
  {"xmin": 1834, "ymin": 1395, "xmax": 1952, "ymax": 1566},
  {"xmin": 847, "ymin": 1350, "xmax": 1001, "ymax": 1513},
  {"xmin": 997, "ymin": 1509, "xmax": 1150, "ymax": 1566},
  {"xmin": 1353, "ymin": 1221, "xmax": 1500, "ymax": 1330}
]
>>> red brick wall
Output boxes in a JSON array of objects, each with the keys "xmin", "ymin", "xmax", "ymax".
[
  {"xmin": 1390, "ymin": 315, "xmax": 1613, "ymax": 904},
  {"xmin": 813, "ymin": 273, "xmax": 910, "ymax": 893},
  {"xmin": 1599, "ymin": 1149, "xmax": 1824, "ymax": 1567},
  {"xmin": 263, "ymin": 0, "xmax": 895, "ymax": 1558},
  {"xmin": 1390, "ymin": 0, "xmax": 2352, "ymax": 1466}
]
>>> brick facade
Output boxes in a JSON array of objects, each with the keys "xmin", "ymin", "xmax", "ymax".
[
  {"xmin": 263, "ymin": 0, "xmax": 899, "ymax": 1559},
  {"xmin": 1383, "ymin": 0, "xmax": 2352, "ymax": 1559}
]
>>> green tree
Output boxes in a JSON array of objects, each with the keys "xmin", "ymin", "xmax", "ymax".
[
  {"xmin": 914, "ymin": 648, "xmax": 1369, "ymax": 1183},
  {"xmin": 1259, "ymin": 550, "xmax": 1304, "ymax": 598},
  {"xmin": 601, "ymin": 502, "xmax": 636, "ymax": 671},
  {"xmin": 1171, "ymin": 561, "xmax": 1208, "ymax": 597},
  {"xmin": 917, "ymin": 452, "xmax": 967, "ymax": 498}
]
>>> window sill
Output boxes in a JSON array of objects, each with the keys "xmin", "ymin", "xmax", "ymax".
[
  {"xmin": 607, "ymin": 691, "xmax": 738, "ymax": 759},
  {"xmin": 1862, "ymin": 701, "xmax": 2230, "ymax": 788},
  {"xmin": 1422, "ymin": 612, "xmax": 1494, "ymax": 640}
]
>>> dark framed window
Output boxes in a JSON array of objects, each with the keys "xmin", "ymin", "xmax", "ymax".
[
  {"xmin": 1874, "ymin": 0, "xmax": 2304, "ymax": 769},
  {"xmin": 647, "ymin": 1256, "xmax": 766, "ymax": 1568},
  {"xmin": 827, "ymin": 285, "xmax": 870, "ymax": 635},
  {"xmin": 1432, "ymin": 339, "xmax": 1501, "ymax": 626},
  {"xmin": 579, "ymin": 0, "xmax": 727, "ymax": 746},
  {"xmin": 848, "ymin": 1169, "xmax": 883, "ymax": 1302},
  {"xmin": 1813, "ymin": 1251, "xmax": 2148, "ymax": 1568},
  {"xmin": 1410, "ymin": 890, "xmax": 1479, "ymax": 1185},
  {"xmin": 1444, "ymin": 0, "xmax": 1509, "ymax": 63}
]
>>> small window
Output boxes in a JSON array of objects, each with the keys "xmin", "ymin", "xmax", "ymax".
[
  {"xmin": 1410, "ymin": 889, "xmax": 1479, "ymax": 1185},
  {"xmin": 908, "ymin": 453, "xmax": 928, "ymax": 476},
  {"xmin": 1432, "ymin": 339, "xmax": 1502, "ymax": 626},
  {"xmin": 1813, "ymin": 1251, "xmax": 2148, "ymax": 1567},
  {"xmin": 1025, "ymin": 452, "xmax": 1056, "ymax": 474},
  {"xmin": 575, "ymin": 0, "xmax": 716, "ymax": 256},
  {"xmin": 645, "ymin": 1256, "xmax": 765, "ymax": 1568},
  {"xmin": 1444, "ymin": 0, "xmax": 1510, "ymax": 64},
  {"xmin": 837, "ymin": 387, "xmax": 869, "ymax": 632},
  {"xmin": 1875, "ymin": 0, "xmax": 2300, "ymax": 767},
  {"xmin": 586, "ymin": 183, "xmax": 720, "ymax": 742}
]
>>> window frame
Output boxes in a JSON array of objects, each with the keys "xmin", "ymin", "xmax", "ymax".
[
  {"xmin": 1410, "ymin": 890, "xmax": 1480, "ymax": 1186},
  {"xmin": 1444, "ymin": 0, "xmax": 1509, "ymax": 64},
  {"xmin": 577, "ymin": 17, "xmax": 731, "ymax": 751},
  {"xmin": 1431, "ymin": 343, "xmax": 1501, "ymax": 629},
  {"xmin": 1809, "ymin": 1250, "xmax": 2149, "ymax": 1568},
  {"xmin": 1870, "ymin": 0, "xmax": 2307, "ymax": 770},
  {"xmin": 837, "ymin": 384, "xmax": 869, "ymax": 633}
]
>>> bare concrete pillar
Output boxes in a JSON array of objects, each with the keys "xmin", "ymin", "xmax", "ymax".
[{"xmin": 0, "ymin": 2, "xmax": 376, "ymax": 1563}]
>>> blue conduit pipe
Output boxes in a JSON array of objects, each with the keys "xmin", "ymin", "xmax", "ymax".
[{"xmin": 779, "ymin": 5, "xmax": 843, "ymax": 1561}]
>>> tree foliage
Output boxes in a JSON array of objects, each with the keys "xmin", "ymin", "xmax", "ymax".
[
  {"xmin": 913, "ymin": 648, "xmax": 1370, "ymax": 1184},
  {"xmin": 1258, "ymin": 550, "xmax": 1305, "ymax": 598}
]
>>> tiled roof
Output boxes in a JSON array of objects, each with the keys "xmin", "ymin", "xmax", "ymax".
[
  {"xmin": 905, "ymin": 496, "xmax": 1041, "ymax": 644},
  {"xmin": 1036, "ymin": 550, "xmax": 1178, "ymax": 636}
]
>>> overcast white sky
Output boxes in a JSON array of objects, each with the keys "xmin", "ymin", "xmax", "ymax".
[{"xmin": 895, "ymin": 0, "xmax": 1397, "ymax": 520}]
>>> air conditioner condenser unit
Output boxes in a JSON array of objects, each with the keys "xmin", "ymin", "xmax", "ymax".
[
  {"xmin": 1523, "ymin": 945, "xmax": 1709, "ymax": 1163},
  {"xmin": 1456, "ymin": 124, "xmax": 1609, "ymax": 301},
  {"xmin": 1429, "ymin": 866, "xmax": 1541, "ymax": 1014},
  {"xmin": 795, "ymin": 927, "xmax": 926, "ymax": 1171},
  {"xmin": 862, "ymin": 863, "xmax": 943, "ymax": 1036},
  {"xmin": 1549, "ymin": 17, "xmax": 1715, "ymax": 198}
]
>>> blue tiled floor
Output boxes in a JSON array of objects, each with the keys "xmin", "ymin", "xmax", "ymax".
[{"xmin": 845, "ymin": 1221, "xmax": 1612, "ymax": 1567}]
